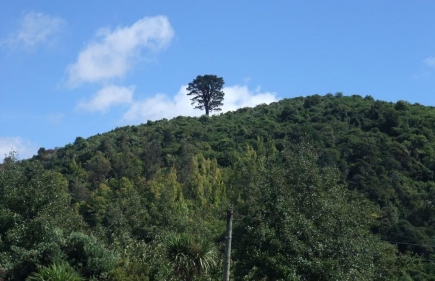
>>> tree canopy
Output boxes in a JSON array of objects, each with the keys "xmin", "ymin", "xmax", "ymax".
[
  {"xmin": 186, "ymin": 74, "xmax": 225, "ymax": 116},
  {"xmin": 2, "ymin": 93, "xmax": 435, "ymax": 280}
]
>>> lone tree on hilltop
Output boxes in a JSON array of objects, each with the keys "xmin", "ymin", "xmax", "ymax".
[{"xmin": 186, "ymin": 74, "xmax": 225, "ymax": 116}]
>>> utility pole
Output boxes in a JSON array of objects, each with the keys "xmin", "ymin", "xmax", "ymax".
[{"xmin": 223, "ymin": 210, "xmax": 233, "ymax": 281}]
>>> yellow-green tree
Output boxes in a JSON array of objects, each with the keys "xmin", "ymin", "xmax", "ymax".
[{"xmin": 188, "ymin": 154, "xmax": 226, "ymax": 207}]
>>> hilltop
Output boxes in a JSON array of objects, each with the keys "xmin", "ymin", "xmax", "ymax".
[{"xmin": 2, "ymin": 93, "xmax": 435, "ymax": 280}]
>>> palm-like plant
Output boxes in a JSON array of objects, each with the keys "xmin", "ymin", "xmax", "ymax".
[
  {"xmin": 26, "ymin": 262, "xmax": 84, "ymax": 281},
  {"xmin": 165, "ymin": 234, "xmax": 218, "ymax": 281}
]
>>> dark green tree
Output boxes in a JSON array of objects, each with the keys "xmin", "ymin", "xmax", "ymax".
[
  {"xmin": 231, "ymin": 143, "xmax": 407, "ymax": 280},
  {"xmin": 186, "ymin": 75, "xmax": 225, "ymax": 116},
  {"xmin": 0, "ymin": 155, "xmax": 85, "ymax": 280}
]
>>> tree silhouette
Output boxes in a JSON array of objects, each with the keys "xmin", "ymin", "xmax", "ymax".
[{"xmin": 186, "ymin": 75, "xmax": 225, "ymax": 116}]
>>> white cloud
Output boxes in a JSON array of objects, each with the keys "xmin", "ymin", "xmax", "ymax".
[
  {"xmin": 0, "ymin": 136, "xmax": 38, "ymax": 161},
  {"xmin": 67, "ymin": 16, "xmax": 174, "ymax": 85},
  {"xmin": 123, "ymin": 89, "xmax": 196, "ymax": 121},
  {"xmin": 77, "ymin": 85, "xmax": 134, "ymax": 112},
  {"xmin": 424, "ymin": 56, "xmax": 435, "ymax": 67},
  {"xmin": 222, "ymin": 85, "xmax": 278, "ymax": 112},
  {"xmin": 123, "ymin": 84, "xmax": 278, "ymax": 122},
  {"xmin": 3, "ymin": 12, "xmax": 65, "ymax": 48}
]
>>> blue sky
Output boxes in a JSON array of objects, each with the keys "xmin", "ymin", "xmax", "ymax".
[{"xmin": 1, "ymin": 1, "xmax": 435, "ymax": 160}]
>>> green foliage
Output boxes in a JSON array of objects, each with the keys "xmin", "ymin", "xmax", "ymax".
[
  {"xmin": 165, "ymin": 233, "xmax": 218, "ymax": 281},
  {"xmin": 0, "ymin": 156, "xmax": 84, "ymax": 280},
  {"xmin": 232, "ymin": 143, "xmax": 407, "ymax": 280},
  {"xmin": 4, "ymin": 93, "xmax": 435, "ymax": 279},
  {"xmin": 87, "ymin": 151, "xmax": 111, "ymax": 189},
  {"xmin": 188, "ymin": 155, "xmax": 226, "ymax": 207},
  {"xmin": 109, "ymin": 260, "xmax": 150, "ymax": 281},
  {"xmin": 26, "ymin": 262, "xmax": 84, "ymax": 281},
  {"xmin": 63, "ymin": 232, "xmax": 117, "ymax": 279},
  {"xmin": 108, "ymin": 234, "xmax": 174, "ymax": 281}
]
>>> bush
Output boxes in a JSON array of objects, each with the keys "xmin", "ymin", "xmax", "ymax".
[
  {"xmin": 63, "ymin": 232, "xmax": 117, "ymax": 279},
  {"xmin": 26, "ymin": 262, "xmax": 84, "ymax": 281}
]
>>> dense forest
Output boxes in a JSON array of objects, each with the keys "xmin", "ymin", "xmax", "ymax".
[{"xmin": 1, "ymin": 93, "xmax": 435, "ymax": 280}]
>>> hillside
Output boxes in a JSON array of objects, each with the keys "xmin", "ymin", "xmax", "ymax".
[{"xmin": 1, "ymin": 93, "xmax": 435, "ymax": 280}]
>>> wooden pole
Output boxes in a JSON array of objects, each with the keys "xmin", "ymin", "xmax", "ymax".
[{"xmin": 223, "ymin": 210, "xmax": 233, "ymax": 281}]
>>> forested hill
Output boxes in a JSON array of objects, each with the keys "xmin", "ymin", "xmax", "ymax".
[{"xmin": 2, "ymin": 93, "xmax": 435, "ymax": 280}]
